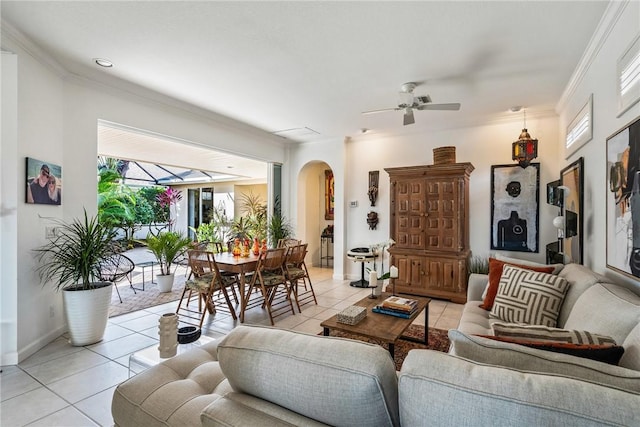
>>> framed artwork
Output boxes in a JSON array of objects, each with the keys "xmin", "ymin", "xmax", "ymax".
[
  {"xmin": 491, "ymin": 163, "xmax": 540, "ymax": 252},
  {"xmin": 25, "ymin": 157, "xmax": 62, "ymax": 205},
  {"xmin": 560, "ymin": 157, "xmax": 584, "ymax": 264},
  {"xmin": 325, "ymin": 169, "xmax": 334, "ymax": 220},
  {"xmin": 606, "ymin": 115, "xmax": 640, "ymax": 278}
]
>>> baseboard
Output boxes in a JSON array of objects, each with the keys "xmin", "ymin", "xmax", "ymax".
[{"xmin": 17, "ymin": 325, "xmax": 67, "ymax": 364}]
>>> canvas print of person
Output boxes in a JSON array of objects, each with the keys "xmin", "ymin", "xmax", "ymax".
[{"xmin": 26, "ymin": 158, "xmax": 62, "ymax": 205}]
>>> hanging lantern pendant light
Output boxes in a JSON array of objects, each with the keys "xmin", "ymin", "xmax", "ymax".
[{"xmin": 512, "ymin": 109, "xmax": 538, "ymax": 168}]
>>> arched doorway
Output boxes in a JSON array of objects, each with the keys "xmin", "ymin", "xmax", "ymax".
[{"xmin": 296, "ymin": 161, "xmax": 334, "ymax": 271}]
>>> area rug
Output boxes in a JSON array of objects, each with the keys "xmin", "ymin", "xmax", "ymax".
[
  {"xmin": 108, "ymin": 270, "xmax": 187, "ymax": 318},
  {"xmin": 324, "ymin": 326, "xmax": 451, "ymax": 371}
]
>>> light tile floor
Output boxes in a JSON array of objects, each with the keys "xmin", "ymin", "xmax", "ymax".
[{"xmin": 1, "ymin": 267, "xmax": 464, "ymax": 427}]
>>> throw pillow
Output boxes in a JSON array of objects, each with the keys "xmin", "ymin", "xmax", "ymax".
[
  {"xmin": 490, "ymin": 265, "xmax": 570, "ymax": 327},
  {"xmin": 479, "ymin": 258, "xmax": 556, "ymax": 311},
  {"xmin": 478, "ymin": 335, "xmax": 625, "ymax": 365},
  {"xmin": 495, "ymin": 253, "xmax": 564, "ymax": 274},
  {"xmin": 491, "ymin": 323, "xmax": 617, "ymax": 345}
]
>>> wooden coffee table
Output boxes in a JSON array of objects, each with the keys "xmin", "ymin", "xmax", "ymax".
[{"xmin": 321, "ymin": 292, "xmax": 430, "ymax": 358}]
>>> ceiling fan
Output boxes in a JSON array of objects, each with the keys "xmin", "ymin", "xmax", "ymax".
[{"xmin": 362, "ymin": 82, "xmax": 461, "ymax": 125}]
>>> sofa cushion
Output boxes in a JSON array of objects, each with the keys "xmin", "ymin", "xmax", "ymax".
[
  {"xmin": 479, "ymin": 258, "xmax": 555, "ymax": 311},
  {"xmin": 216, "ymin": 325, "xmax": 399, "ymax": 427},
  {"xmin": 112, "ymin": 342, "xmax": 232, "ymax": 427},
  {"xmin": 201, "ymin": 392, "xmax": 328, "ymax": 427},
  {"xmin": 620, "ymin": 323, "xmax": 640, "ymax": 370},
  {"xmin": 556, "ymin": 263, "xmax": 607, "ymax": 327},
  {"xmin": 490, "ymin": 265, "xmax": 570, "ymax": 327},
  {"xmin": 491, "ymin": 322, "xmax": 617, "ymax": 345},
  {"xmin": 399, "ymin": 348, "xmax": 639, "ymax": 426},
  {"xmin": 564, "ymin": 282, "xmax": 640, "ymax": 345},
  {"xmin": 458, "ymin": 302, "xmax": 495, "ymax": 335},
  {"xmin": 449, "ymin": 329, "xmax": 640, "ymax": 393},
  {"xmin": 495, "ymin": 253, "xmax": 564, "ymax": 274}
]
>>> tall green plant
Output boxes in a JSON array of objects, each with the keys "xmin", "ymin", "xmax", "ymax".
[
  {"xmin": 34, "ymin": 210, "xmax": 118, "ymax": 291},
  {"xmin": 267, "ymin": 196, "xmax": 293, "ymax": 247},
  {"xmin": 146, "ymin": 231, "xmax": 192, "ymax": 275}
]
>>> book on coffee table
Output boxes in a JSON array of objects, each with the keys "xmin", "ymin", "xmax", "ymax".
[
  {"xmin": 381, "ymin": 296, "xmax": 418, "ymax": 312},
  {"xmin": 372, "ymin": 305, "xmax": 415, "ymax": 319}
]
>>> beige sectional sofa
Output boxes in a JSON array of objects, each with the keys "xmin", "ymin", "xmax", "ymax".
[{"xmin": 112, "ymin": 262, "xmax": 640, "ymax": 426}]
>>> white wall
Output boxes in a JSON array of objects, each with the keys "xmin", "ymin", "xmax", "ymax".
[
  {"xmin": 556, "ymin": 0, "xmax": 640, "ymax": 293},
  {"xmin": 1, "ymin": 29, "xmax": 288, "ymax": 362}
]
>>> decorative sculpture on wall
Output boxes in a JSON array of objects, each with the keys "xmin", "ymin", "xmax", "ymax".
[
  {"xmin": 367, "ymin": 211, "xmax": 379, "ymax": 230},
  {"xmin": 368, "ymin": 170, "xmax": 379, "ymax": 206}
]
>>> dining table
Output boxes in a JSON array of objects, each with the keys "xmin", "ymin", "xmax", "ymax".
[{"xmin": 213, "ymin": 252, "xmax": 260, "ymax": 323}]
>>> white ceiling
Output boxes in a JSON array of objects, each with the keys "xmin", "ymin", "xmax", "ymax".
[{"xmin": 2, "ymin": 1, "xmax": 609, "ymax": 148}]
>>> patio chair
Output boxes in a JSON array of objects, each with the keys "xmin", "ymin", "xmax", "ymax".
[{"xmin": 99, "ymin": 253, "xmax": 136, "ymax": 303}]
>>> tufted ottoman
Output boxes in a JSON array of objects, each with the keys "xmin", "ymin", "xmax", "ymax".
[{"xmin": 112, "ymin": 341, "xmax": 231, "ymax": 427}]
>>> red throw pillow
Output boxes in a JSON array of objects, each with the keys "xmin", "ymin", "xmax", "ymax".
[
  {"xmin": 478, "ymin": 335, "xmax": 625, "ymax": 365},
  {"xmin": 479, "ymin": 258, "xmax": 555, "ymax": 311}
]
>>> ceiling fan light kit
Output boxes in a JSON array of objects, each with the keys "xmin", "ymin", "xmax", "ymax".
[
  {"xmin": 512, "ymin": 109, "xmax": 539, "ymax": 168},
  {"xmin": 362, "ymin": 81, "xmax": 461, "ymax": 126}
]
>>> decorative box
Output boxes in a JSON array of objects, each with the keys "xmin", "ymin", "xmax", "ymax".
[{"xmin": 336, "ymin": 305, "xmax": 367, "ymax": 325}]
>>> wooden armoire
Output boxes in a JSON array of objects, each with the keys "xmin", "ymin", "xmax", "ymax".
[{"xmin": 385, "ymin": 163, "xmax": 474, "ymax": 303}]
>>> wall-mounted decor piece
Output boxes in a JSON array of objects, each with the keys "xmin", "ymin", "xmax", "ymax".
[
  {"xmin": 560, "ymin": 157, "xmax": 584, "ymax": 264},
  {"xmin": 325, "ymin": 169, "xmax": 334, "ymax": 220},
  {"xmin": 606, "ymin": 115, "xmax": 640, "ymax": 278},
  {"xmin": 26, "ymin": 157, "xmax": 62, "ymax": 205},
  {"xmin": 368, "ymin": 170, "xmax": 379, "ymax": 206},
  {"xmin": 367, "ymin": 211, "xmax": 378, "ymax": 230},
  {"xmin": 491, "ymin": 163, "xmax": 540, "ymax": 252}
]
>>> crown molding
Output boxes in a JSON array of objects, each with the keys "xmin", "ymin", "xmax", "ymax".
[
  {"xmin": 0, "ymin": 19, "xmax": 68, "ymax": 78},
  {"xmin": 556, "ymin": 0, "xmax": 629, "ymax": 113}
]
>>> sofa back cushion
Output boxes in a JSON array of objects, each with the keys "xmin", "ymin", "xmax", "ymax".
[
  {"xmin": 216, "ymin": 325, "xmax": 399, "ymax": 427},
  {"xmin": 399, "ymin": 349, "xmax": 639, "ymax": 426},
  {"xmin": 556, "ymin": 263, "xmax": 607, "ymax": 327},
  {"xmin": 448, "ymin": 330, "xmax": 640, "ymax": 392},
  {"xmin": 621, "ymin": 323, "xmax": 640, "ymax": 370},
  {"xmin": 564, "ymin": 283, "xmax": 640, "ymax": 346}
]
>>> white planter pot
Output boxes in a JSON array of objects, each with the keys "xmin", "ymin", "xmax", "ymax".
[
  {"xmin": 63, "ymin": 282, "xmax": 113, "ymax": 346},
  {"xmin": 157, "ymin": 273, "xmax": 175, "ymax": 293}
]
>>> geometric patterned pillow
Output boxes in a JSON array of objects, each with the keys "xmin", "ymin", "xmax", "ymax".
[
  {"xmin": 491, "ymin": 322, "xmax": 617, "ymax": 345},
  {"xmin": 489, "ymin": 265, "xmax": 570, "ymax": 327}
]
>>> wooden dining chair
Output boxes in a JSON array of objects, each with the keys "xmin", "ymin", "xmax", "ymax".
[
  {"xmin": 176, "ymin": 250, "xmax": 238, "ymax": 328},
  {"xmin": 284, "ymin": 243, "xmax": 317, "ymax": 312},
  {"xmin": 246, "ymin": 247, "xmax": 295, "ymax": 325},
  {"xmin": 277, "ymin": 238, "xmax": 302, "ymax": 249}
]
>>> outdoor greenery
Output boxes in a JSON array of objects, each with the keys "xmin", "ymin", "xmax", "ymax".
[
  {"xmin": 34, "ymin": 210, "xmax": 118, "ymax": 291},
  {"xmin": 189, "ymin": 200, "xmax": 232, "ymax": 244},
  {"xmin": 97, "ymin": 157, "xmax": 170, "ymax": 246},
  {"xmin": 145, "ymin": 231, "xmax": 192, "ymax": 276},
  {"xmin": 267, "ymin": 196, "xmax": 293, "ymax": 246}
]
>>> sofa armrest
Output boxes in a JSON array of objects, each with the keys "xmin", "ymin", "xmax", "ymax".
[
  {"xmin": 467, "ymin": 273, "xmax": 488, "ymax": 302},
  {"xmin": 398, "ymin": 350, "xmax": 639, "ymax": 426}
]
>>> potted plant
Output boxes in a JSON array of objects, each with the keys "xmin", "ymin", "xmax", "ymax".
[
  {"xmin": 146, "ymin": 231, "xmax": 192, "ymax": 292},
  {"xmin": 34, "ymin": 210, "xmax": 118, "ymax": 346}
]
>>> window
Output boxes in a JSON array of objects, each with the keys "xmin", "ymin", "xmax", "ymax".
[
  {"xmin": 618, "ymin": 34, "xmax": 640, "ymax": 117},
  {"xmin": 565, "ymin": 94, "xmax": 592, "ymax": 158}
]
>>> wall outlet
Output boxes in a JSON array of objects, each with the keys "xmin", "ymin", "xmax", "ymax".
[
  {"xmin": 350, "ymin": 200, "xmax": 358, "ymax": 208},
  {"xmin": 45, "ymin": 226, "xmax": 57, "ymax": 239}
]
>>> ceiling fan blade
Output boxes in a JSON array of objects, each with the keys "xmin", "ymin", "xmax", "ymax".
[
  {"xmin": 416, "ymin": 103, "xmax": 461, "ymax": 111},
  {"xmin": 403, "ymin": 109, "xmax": 415, "ymax": 126},
  {"xmin": 362, "ymin": 107, "xmax": 402, "ymax": 115}
]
